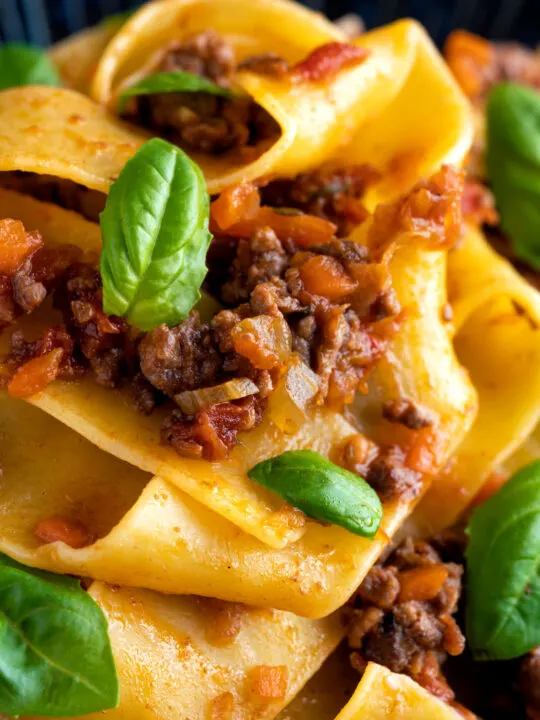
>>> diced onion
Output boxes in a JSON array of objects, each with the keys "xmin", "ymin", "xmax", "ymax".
[
  {"xmin": 174, "ymin": 378, "xmax": 259, "ymax": 415},
  {"xmin": 267, "ymin": 356, "xmax": 319, "ymax": 433}
]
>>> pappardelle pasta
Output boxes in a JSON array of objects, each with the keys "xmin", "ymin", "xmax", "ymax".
[{"xmin": 0, "ymin": 2, "xmax": 537, "ymax": 719}]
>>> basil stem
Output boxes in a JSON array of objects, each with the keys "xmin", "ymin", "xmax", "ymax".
[
  {"xmin": 0, "ymin": 553, "xmax": 118, "ymax": 716},
  {"xmin": 248, "ymin": 449, "xmax": 383, "ymax": 538},
  {"xmin": 118, "ymin": 70, "xmax": 236, "ymax": 112},
  {"xmin": 0, "ymin": 43, "xmax": 60, "ymax": 91},
  {"xmin": 466, "ymin": 460, "xmax": 540, "ymax": 661},
  {"xmin": 100, "ymin": 137, "xmax": 212, "ymax": 331},
  {"xmin": 487, "ymin": 82, "xmax": 540, "ymax": 268}
]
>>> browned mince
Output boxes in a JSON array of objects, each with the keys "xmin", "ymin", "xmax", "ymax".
[
  {"xmin": 4, "ymin": 216, "xmax": 397, "ymax": 462},
  {"xmin": 346, "ymin": 537, "xmax": 466, "ymax": 703},
  {"xmin": 259, "ymin": 164, "xmax": 381, "ymax": 237},
  {"xmin": 121, "ymin": 30, "xmax": 280, "ymax": 156},
  {"xmin": 519, "ymin": 648, "xmax": 540, "ymax": 720},
  {"xmin": 0, "ymin": 172, "xmax": 105, "ymax": 223}
]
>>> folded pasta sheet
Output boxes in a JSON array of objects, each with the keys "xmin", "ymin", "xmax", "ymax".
[
  {"xmin": 331, "ymin": 663, "xmax": 462, "ymax": 720},
  {"xmin": 411, "ymin": 223, "xmax": 540, "ymax": 536},
  {"xmin": 13, "ymin": 579, "xmax": 341, "ymax": 720}
]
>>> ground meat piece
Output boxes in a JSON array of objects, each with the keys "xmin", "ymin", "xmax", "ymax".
[
  {"xmin": 160, "ymin": 30, "xmax": 235, "ymax": 86},
  {"xmin": 0, "ymin": 276, "xmax": 16, "ymax": 327},
  {"xmin": 7, "ymin": 326, "xmax": 82, "ymax": 379},
  {"xmin": 12, "ymin": 259, "xmax": 47, "ymax": 312},
  {"xmin": 382, "ymin": 398, "xmax": 436, "ymax": 430},
  {"xmin": 261, "ymin": 165, "xmax": 379, "ymax": 237},
  {"xmin": 365, "ymin": 445, "xmax": 423, "ymax": 501},
  {"xmin": 139, "ymin": 314, "xmax": 221, "ymax": 396},
  {"xmin": 221, "ymin": 227, "xmax": 288, "ymax": 305},
  {"xmin": 357, "ymin": 567, "xmax": 400, "ymax": 610},
  {"xmin": 361, "ymin": 612, "xmax": 419, "ymax": 673},
  {"xmin": 519, "ymin": 648, "xmax": 540, "ymax": 720},
  {"xmin": 249, "ymin": 279, "xmax": 302, "ymax": 317},
  {"xmin": 346, "ymin": 536, "xmax": 466, "ymax": 702},
  {"xmin": 130, "ymin": 371, "xmax": 161, "ymax": 415}
]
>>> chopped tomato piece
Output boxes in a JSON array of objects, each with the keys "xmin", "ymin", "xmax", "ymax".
[
  {"xmin": 8, "ymin": 347, "xmax": 63, "ymax": 398},
  {"xmin": 299, "ymin": 255, "xmax": 357, "ymax": 301},
  {"xmin": 34, "ymin": 515, "xmax": 93, "ymax": 549},
  {"xmin": 398, "ymin": 565, "xmax": 449, "ymax": 603},
  {"xmin": 0, "ymin": 219, "xmax": 43, "ymax": 275},
  {"xmin": 290, "ymin": 42, "xmax": 369, "ymax": 82}
]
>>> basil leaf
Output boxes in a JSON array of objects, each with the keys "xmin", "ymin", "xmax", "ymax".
[
  {"xmin": 0, "ymin": 43, "xmax": 60, "ymax": 91},
  {"xmin": 247, "ymin": 450, "xmax": 383, "ymax": 538},
  {"xmin": 100, "ymin": 137, "xmax": 211, "ymax": 331},
  {"xmin": 466, "ymin": 460, "xmax": 540, "ymax": 661},
  {"xmin": 487, "ymin": 82, "xmax": 540, "ymax": 268},
  {"xmin": 0, "ymin": 553, "xmax": 118, "ymax": 716},
  {"xmin": 118, "ymin": 71, "xmax": 236, "ymax": 112}
]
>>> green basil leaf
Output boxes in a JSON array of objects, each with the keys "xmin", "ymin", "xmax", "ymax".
[
  {"xmin": 118, "ymin": 71, "xmax": 236, "ymax": 112},
  {"xmin": 0, "ymin": 43, "xmax": 61, "ymax": 91},
  {"xmin": 487, "ymin": 82, "xmax": 540, "ymax": 268},
  {"xmin": 465, "ymin": 460, "xmax": 540, "ymax": 661},
  {"xmin": 100, "ymin": 137, "xmax": 211, "ymax": 331},
  {"xmin": 247, "ymin": 449, "xmax": 383, "ymax": 538},
  {"xmin": 0, "ymin": 553, "xmax": 118, "ymax": 716}
]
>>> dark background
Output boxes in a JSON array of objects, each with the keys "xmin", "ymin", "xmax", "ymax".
[{"xmin": 0, "ymin": 0, "xmax": 538, "ymax": 47}]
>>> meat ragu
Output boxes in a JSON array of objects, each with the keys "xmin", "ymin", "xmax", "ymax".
[
  {"xmin": 345, "ymin": 536, "xmax": 468, "ymax": 716},
  {"xmin": 121, "ymin": 30, "xmax": 281, "ymax": 157},
  {"xmin": 2, "ymin": 166, "xmax": 460, "ymax": 484}
]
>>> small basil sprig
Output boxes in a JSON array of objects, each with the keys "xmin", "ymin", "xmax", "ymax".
[
  {"xmin": 0, "ymin": 43, "xmax": 60, "ymax": 91},
  {"xmin": 0, "ymin": 553, "xmax": 119, "ymax": 716},
  {"xmin": 248, "ymin": 450, "xmax": 383, "ymax": 537},
  {"xmin": 100, "ymin": 137, "xmax": 211, "ymax": 331},
  {"xmin": 487, "ymin": 82, "xmax": 540, "ymax": 268},
  {"xmin": 466, "ymin": 460, "xmax": 540, "ymax": 661},
  {"xmin": 118, "ymin": 71, "xmax": 235, "ymax": 112}
]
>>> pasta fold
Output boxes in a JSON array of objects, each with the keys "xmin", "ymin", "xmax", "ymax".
[
  {"xmin": 411, "ymin": 223, "xmax": 540, "ymax": 535},
  {"xmin": 17, "ymin": 581, "xmax": 341, "ymax": 720},
  {"xmin": 331, "ymin": 663, "xmax": 462, "ymax": 719}
]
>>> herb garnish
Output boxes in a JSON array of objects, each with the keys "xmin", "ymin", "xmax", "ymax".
[
  {"xmin": 0, "ymin": 553, "xmax": 118, "ymax": 716},
  {"xmin": 248, "ymin": 450, "xmax": 383, "ymax": 537},
  {"xmin": 0, "ymin": 43, "xmax": 60, "ymax": 91},
  {"xmin": 118, "ymin": 71, "xmax": 236, "ymax": 112},
  {"xmin": 466, "ymin": 460, "xmax": 540, "ymax": 661},
  {"xmin": 100, "ymin": 137, "xmax": 211, "ymax": 331},
  {"xmin": 487, "ymin": 82, "xmax": 540, "ymax": 268}
]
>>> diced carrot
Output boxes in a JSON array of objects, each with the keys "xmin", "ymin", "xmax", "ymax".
[
  {"xmin": 445, "ymin": 30, "xmax": 494, "ymax": 98},
  {"xmin": 8, "ymin": 348, "xmax": 63, "ymax": 398},
  {"xmin": 0, "ymin": 219, "xmax": 43, "ymax": 275},
  {"xmin": 249, "ymin": 665, "xmax": 289, "ymax": 701},
  {"xmin": 398, "ymin": 565, "xmax": 449, "ymax": 603},
  {"xmin": 299, "ymin": 255, "xmax": 357, "ymax": 301},
  {"xmin": 210, "ymin": 182, "xmax": 261, "ymax": 231},
  {"xmin": 34, "ymin": 515, "xmax": 93, "ymax": 549}
]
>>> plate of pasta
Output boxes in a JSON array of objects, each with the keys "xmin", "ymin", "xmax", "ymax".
[{"xmin": 0, "ymin": 3, "xmax": 537, "ymax": 718}]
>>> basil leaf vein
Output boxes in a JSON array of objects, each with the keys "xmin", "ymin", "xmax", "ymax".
[
  {"xmin": 100, "ymin": 137, "xmax": 211, "ymax": 331},
  {"xmin": 487, "ymin": 82, "xmax": 540, "ymax": 268},
  {"xmin": 0, "ymin": 43, "xmax": 60, "ymax": 91},
  {"xmin": 118, "ymin": 71, "xmax": 236, "ymax": 111},
  {"xmin": 248, "ymin": 449, "xmax": 383, "ymax": 538},
  {"xmin": 465, "ymin": 460, "xmax": 540, "ymax": 661},
  {"xmin": 0, "ymin": 553, "xmax": 118, "ymax": 716}
]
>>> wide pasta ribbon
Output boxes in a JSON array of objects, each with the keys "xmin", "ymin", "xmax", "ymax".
[
  {"xmin": 89, "ymin": 0, "xmax": 416, "ymax": 194},
  {"xmin": 410, "ymin": 223, "xmax": 540, "ymax": 536},
  {"xmin": 15, "ymin": 580, "xmax": 341, "ymax": 720},
  {"xmin": 331, "ymin": 663, "xmax": 463, "ymax": 720}
]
